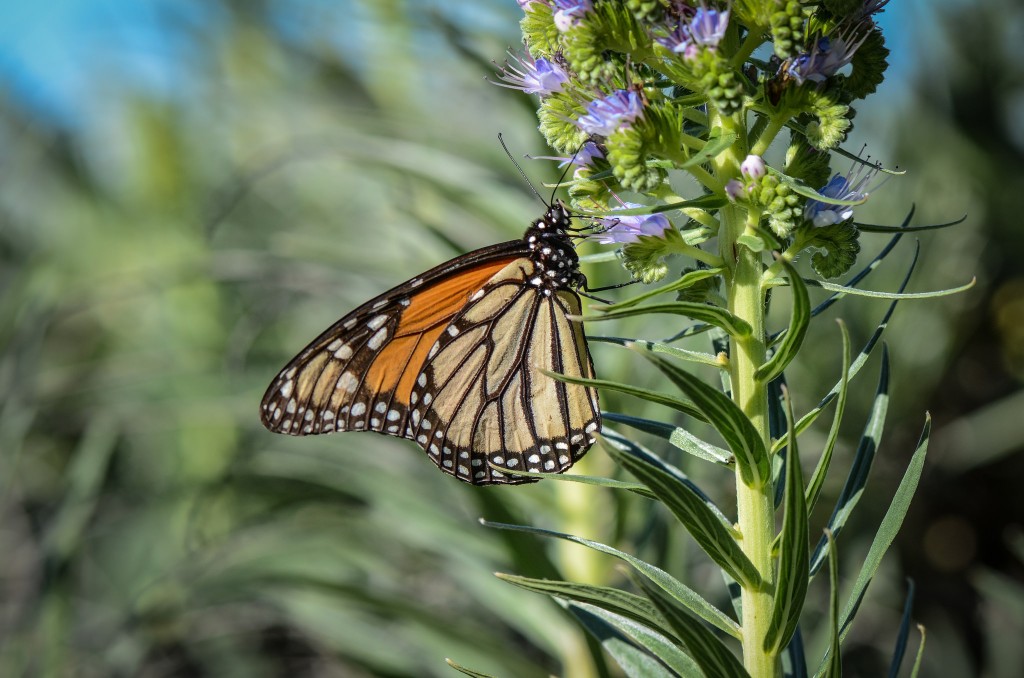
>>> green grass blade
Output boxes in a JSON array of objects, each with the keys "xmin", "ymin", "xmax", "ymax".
[
  {"xmin": 567, "ymin": 602, "xmax": 700, "ymax": 677},
  {"xmin": 632, "ymin": 574, "xmax": 750, "ymax": 678},
  {"xmin": 636, "ymin": 353, "xmax": 769, "ymax": 486},
  {"xmin": 804, "ymin": 320, "xmax": 852, "ymax": 513},
  {"xmin": 601, "ymin": 413, "xmax": 733, "ymax": 466},
  {"xmin": 580, "ymin": 302, "xmax": 753, "ymax": 338},
  {"xmin": 757, "ymin": 260, "xmax": 810, "ymax": 384},
  {"xmin": 481, "ymin": 520, "xmax": 741, "ymax": 637},
  {"xmin": 604, "ymin": 438, "xmax": 762, "ymax": 590},
  {"xmin": 909, "ymin": 625, "xmax": 927, "ymax": 678},
  {"xmin": 809, "ymin": 346, "xmax": 891, "ymax": 575},
  {"xmin": 765, "ymin": 388, "xmax": 810, "ymax": 654},
  {"xmin": 540, "ymin": 370, "xmax": 706, "ymax": 420}
]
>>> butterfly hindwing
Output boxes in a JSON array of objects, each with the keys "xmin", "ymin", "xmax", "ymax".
[{"xmin": 408, "ymin": 258, "xmax": 601, "ymax": 485}]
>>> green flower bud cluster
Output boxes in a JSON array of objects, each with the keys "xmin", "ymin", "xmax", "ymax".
[
  {"xmin": 770, "ymin": 0, "xmax": 807, "ymax": 59},
  {"xmin": 757, "ymin": 175, "xmax": 804, "ymax": 238}
]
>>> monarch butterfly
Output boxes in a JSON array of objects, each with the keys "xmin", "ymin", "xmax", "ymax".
[{"xmin": 260, "ymin": 201, "xmax": 601, "ymax": 485}]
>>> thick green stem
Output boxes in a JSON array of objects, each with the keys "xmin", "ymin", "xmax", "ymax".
[{"xmin": 714, "ymin": 123, "xmax": 778, "ymax": 675}]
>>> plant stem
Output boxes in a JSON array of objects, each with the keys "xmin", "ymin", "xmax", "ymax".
[{"xmin": 716, "ymin": 175, "xmax": 777, "ymax": 674}]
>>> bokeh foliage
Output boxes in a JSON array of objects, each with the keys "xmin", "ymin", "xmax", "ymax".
[{"xmin": 0, "ymin": 0, "xmax": 1022, "ymax": 676}]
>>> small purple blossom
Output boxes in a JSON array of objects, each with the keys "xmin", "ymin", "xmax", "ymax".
[
  {"xmin": 805, "ymin": 160, "xmax": 883, "ymax": 227},
  {"xmin": 656, "ymin": 5, "xmax": 729, "ymax": 60},
  {"xmin": 593, "ymin": 203, "xmax": 672, "ymax": 244},
  {"xmin": 725, "ymin": 179, "xmax": 746, "ymax": 202},
  {"xmin": 688, "ymin": 6, "xmax": 730, "ymax": 48},
  {"xmin": 553, "ymin": 0, "xmax": 592, "ymax": 32},
  {"xmin": 516, "ymin": 0, "xmax": 541, "ymax": 8},
  {"xmin": 493, "ymin": 52, "xmax": 569, "ymax": 95},
  {"xmin": 787, "ymin": 30, "xmax": 868, "ymax": 86},
  {"xmin": 577, "ymin": 89, "xmax": 644, "ymax": 136},
  {"xmin": 740, "ymin": 155, "xmax": 766, "ymax": 180}
]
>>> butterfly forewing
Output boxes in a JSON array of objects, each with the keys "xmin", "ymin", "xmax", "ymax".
[
  {"xmin": 260, "ymin": 246, "xmax": 525, "ymax": 438},
  {"xmin": 408, "ymin": 258, "xmax": 601, "ymax": 485}
]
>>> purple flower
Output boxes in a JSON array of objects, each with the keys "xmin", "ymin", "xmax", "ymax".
[
  {"xmin": 787, "ymin": 30, "xmax": 868, "ymax": 86},
  {"xmin": 688, "ymin": 6, "xmax": 730, "ymax": 48},
  {"xmin": 516, "ymin": 0, "xmax": 541, "ymax": 8},
  {"xmin": 534, "ymin": 141, "xmax": 605, "ymax": 168},
  {"xmin": 577, "ymin": 89, "xmax": 644, "ymax": 136},
  {"xmin": 656, "ymin": 5, "xmax": 729, "ymax": 60},
  {"xmin": 553, "ymin": 0, "xmax": 592, "ymax": 32},
  {"xmin": 740, "ymin": 154, "xmax": 766, "ymax": 180},
  {"xmin": 593, "ymin": 203, "xmax": 672, "ymax": 244},
  {"xmin": 725, "ymin": 179, "xmax": 746, "ymax": 202},
  {"xmin": 805, "ymin": 160, "xmax": 882, "ymax": 227},
  {"xmin": 492, "ymin": 52, "xmax": 569, "ymax": 95}
]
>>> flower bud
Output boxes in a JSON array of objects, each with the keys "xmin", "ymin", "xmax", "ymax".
[{"xmin": 740, "ymin": 154, "xmax": 766, "ymax": 180}]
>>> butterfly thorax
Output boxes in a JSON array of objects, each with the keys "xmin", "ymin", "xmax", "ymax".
[{"xmin": 523, "ymin": 203, "xmax": 585, "ymax": 296}]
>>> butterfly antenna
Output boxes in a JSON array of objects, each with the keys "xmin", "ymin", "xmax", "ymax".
[{"xmin": 498, "ymin": 133, "xmax": 547, "ymax": 207}]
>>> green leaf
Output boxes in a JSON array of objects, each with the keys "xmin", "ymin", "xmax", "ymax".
[
  {"xmin": 583, "ymin": 301, "xmax": 753, "ymax": 338},
  {"xmin": 599, "ymin": 267, "xmax": 726, "ymax": 311},
  {"xmin": 496, "ymin": 574, "xmax": 673, "ymax": 640},
  {"xmin": 757, "ymin": 259, "xmax": 810, "ymax": 383},
  {"xmin": 837, "ymin": 417, "xmax": 930, "ymax": 639},
  {"xmin": 567, "ymin": 602, "xmax": 700, "ymax": 677},
  {"xmin": 821, "ymin": 531, "xmax": 842, "ymax": 678},
  {"xmin": 603, "ymin": 437, "xmax": 762, "ymax": 590},
  {"xmin": 601, "ymin": 413, "xmax": 733, "ymax": 466},
  {"xmin": 804, "ymin": 321, "xmax": 851, "ymax": 513},
  {"xmin": 445, "ymin": 658, "xmax": 498, "ymax": 678},
  {"xmin": 634, "ymin": 353, "xmax": 769, "ymax": 486},
  {"xmin": 540, "ymin": 370, "xmax": 705, "ymax": 420},
  {"xmin": 765, "ymin": 388, "xmax": 810, "ymax": 654},
  {"xmin": 680, "ymin": 128, "xmax": 738, "ymax": 169},
  {"xmin": 809, "ymin": 231, "xmax": 906, "ymax": 318},
  {"xmin": 809, "ymin": 347, "xmax": 890, "ymax": 575},
  {"xmin": 632, "ymin": 574, "xmax": 750, "ymax": 678},
  {"xmin": 887, "ymin": 580, "xmax": 916, "ymax": 678},
  {"xmin": 779, "ymin": 252, "xmax": 912, "ymax": 455},
  {"xmin": 813, "ymin": 417, "xmax": 931, "ymax": 677},
  {"xmin": 481, "ymin": 520, "xmax": 740, "ymax": 637},
  {"xmin": 590, "ymin": 335, "xmax": 724, "ymax": 368},
  {"xmin": 766, "ymin": 166, "xmax": 867, "ymax": 206}
]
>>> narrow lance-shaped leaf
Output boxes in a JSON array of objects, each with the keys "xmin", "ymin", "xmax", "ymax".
[
  {"xmin": 910, "ymin": 626, "xmax": 927, "ymax": 678},
  {"xmin": 589, "ymin": 335, "xmax": 723, "ymax": 368},
  {"xmin": 636, "ymin": 353, "xmax": 769, "ymax": 486},
  {"xmin": 813, "ymin": 417, "xmax": 931, "ymax": 677},
  {"xmin": 765, "ymin": 387, "xmax": 810, "ymax": 654},
  {"xmin": 804, "ymin": 276, "xmax": 975, "ymax": 300},
  {"xmin": 821, "ymin": 530, "xmax": 842, "ymax": 678},
  {"xmin": 598, "ymin": 267, "xmax": 725, "ymax": 311},
  {"xmin": 581, "ymin": 302, "xmax": 753, "ymax": 338},
  {"xmin": 782, "ymin": 627, "xmax": 809, "ymax": 678},
  {"xmin": 541, "ymin": 370, "xmax": 705, "ymax": 421},
  {"xmin": 481, "ymin": 519, "xmax": 741, "ymax": 637},
  {"xmin": 567, "ymin": 602, "xmax": 699, "ymax": 678},
  {"xmin": 838, "ymin": 416, "xmax": 930, "ymax": 639},
  {"xmin": 757, "ymin": 259, "xmax": 810, "ymax": 384},
  {"xmin": 809, "ymin": 347, "xmax": 890, "ymax": 575},
  {"xmin": 496, "ymin": 574, "xmax": 674, "ymax": 642},
  {"xmin": 804, "ymin": 320, "xmax": 852, "ymax": 513},
  {"xmin": 632, "ymin": 573, "xmax": 750, "ymax": 678},
  {"xmin": 887, "ymin": 580, "xmax": 916, "ymax": 678},
  {"xmin": 601, "ymin": 412, "xmax": 733, "ymax": 467},
  {"xmin": 603, "ymin": 438, "xmax": 762, "ymax": 589},
  {"xmin": 810, "ymin": 235, "xmax": 912, "ymax": 319},
  {"xmin": 445, "ymin": 659, "xmax": 498, "ymax": 678}
]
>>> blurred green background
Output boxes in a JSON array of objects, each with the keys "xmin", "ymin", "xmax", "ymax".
[{"xmin": 1, "ymin": 0, "xmax": 1022, "ymax": 676}]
